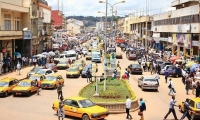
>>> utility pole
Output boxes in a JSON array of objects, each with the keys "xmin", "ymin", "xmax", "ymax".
[
  {"xmin": 104, "ymin": 0, "xmax": 108, "ymax": 91},
  {"xmin": 58, "ymin": 0, "xmax": 59, "ymax": 11}
]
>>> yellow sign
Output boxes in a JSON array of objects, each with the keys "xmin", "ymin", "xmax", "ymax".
[
  {"xmin": 184, "ymin": 34, "xmax": 191, "ymax": 48},
  {"xmin": 172, "ymin": 34, "xmax": 177, "ymax": 45}
]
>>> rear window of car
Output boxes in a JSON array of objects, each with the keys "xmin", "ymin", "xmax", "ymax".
[
  {"xmin": 132, "ymin": 64, "xmax": 140, "ymax": 68},
  {"xmin": 144, "ymin": 79, "xmax": 156, "ymax": 81}
]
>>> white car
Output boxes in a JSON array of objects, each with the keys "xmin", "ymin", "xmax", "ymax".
[
  {"xmin": 138, "ymin": 76, "xmax": 159, "ymax": 91},
  {"xmin": 36, "ymin": 69, "xmax": 54, "ymax": 77},
  {"xmin": 160, "ymin": 65, "xmax": 173, "ymax": 75},
  {"xmin": 82, "ymin": 49, "xmax": 88, "ymax": 55}
]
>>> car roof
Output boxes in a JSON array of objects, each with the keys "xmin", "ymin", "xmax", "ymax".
[
  {"xmin": 67, "ymin": 96, "xmax": 87, "ymax": 101},
  {"xmin": 0, "ymin": 78, "xmax": 17, "ymax": 82},
  {"xmin": 69, "ymin": 66, "xmax": 79, "ymax": 69},
  {"xmin": 143, "ymin": 76, "xmax": 156, "ymax": 79},
  {"xmin": 31, "ymin": 74, "xmax": 43, "ymax": 77},
  {"xmin": 20, "ymin": 79, "xmax": 33, "ymax": 82},
  {"xmin": 47, "ymin": 74, "xmax": 60, "ymax": 77},
  {"xmin": 190, "ymin": 98, "xmax": 200, "ymax": 102}
]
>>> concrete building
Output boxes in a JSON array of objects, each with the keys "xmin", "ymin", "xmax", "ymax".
[
  {"xmin": 129, "ymin": 16, "xmax": 152, "ymax": 46},
  {"xmin": 30, "ymin": 0, "xmax": 52, "ymax": 54},
  {"xmin": 96, "ymin": 22, "xmax": 104, "ymax": 33},
  {"xmin": 153, "ymin": 0, "xmax": 200, "ymax": 56},
  {"xmin": 0, "ymin": 0, "xmax": 30, "ymax": 58},
  {"xmin": 116, "ymin": 18, "xmax": 125, "ymax": 33},
  {"xmin": 67, "ymin": 18, "xmax": 84, "ymax": 36}
]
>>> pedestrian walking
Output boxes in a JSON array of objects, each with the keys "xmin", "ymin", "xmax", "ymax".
[
  {"xmin": 125, "ymin": 69, "xmax": 130, "ymax": 80},
  {"xmin": 180, "ymin": 98, "xmax": 191, "ymax": 120},
  {"xmin": 192, "ymin": 79, "xmax": 197, "ymax": 95},
  {"xmin": 168, "ymin": 78, "xmax": 176, "ymax": 95},
  {"xmin": 164, "ymin": 96, "xmax": 178, "ymax": 120},
  {"xmin": 58, "ymin": 96, "xmax": 65, "ymax": 120},
  {"xmin": 164, "ymin": 69, "xmax": 169, "ymax": 83},
  {"xmin": 57, "ymin": 83, "xmax": 63, "ymax": 99},
  {"xmin": 196, "ymin": 82, "xmax": 200, "ymax": 98},
  {"xmin": 7, "ymin": 61, "xmax": 12, "ymax": 72},
  {"xmin": 35, "ymin": 79, "xmax": 40, "ymax": 95},
  {"xmin": 155, "ymin": 73, "xmax": 160, "ymax": 86},
  {"xmin": 125, "ymin": 96, "xmax": 132, "ymax": 119},
  {"xmin": 138, "ymin": 98, "xmax": 146, "ymax": 120},
  {"xmin": 16, "ymin": 62, "xmax": 21, "ymax": 75},
  {"xmin": 86, "ymin": 68, "xmax": 92, "ymax": 83},
  {"xmin": 185, "ymin": 77, "xmax": 190, "ymax": 95}
]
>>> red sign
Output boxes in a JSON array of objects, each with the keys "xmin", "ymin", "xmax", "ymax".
[{"xmin": 115, "ymin": 38, "xmax": 125, "ymax": 43}]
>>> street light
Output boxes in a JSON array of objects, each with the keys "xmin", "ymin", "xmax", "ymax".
[{"xmin": 99, "ymin": 0, "xmax": 125, "ymax": 91}]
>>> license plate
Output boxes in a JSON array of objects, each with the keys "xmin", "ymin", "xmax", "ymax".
[
  {"xmin": 70, "ymin": 75, "xmax": 74, "ymax": 77},
  {"xmin": 16, "ymin": 92, "xmax": 21, "ymax": 95},
  {"xmin": 101, "ymin": 115, "xmax": 106, "ymax": 118},
  {"xmin": 45, "ymin": 86, "xmax": 47, "ymax": 88},
  {"xmin": 136, "ymin": 69, "xmax": 139, "ymax": 70}
]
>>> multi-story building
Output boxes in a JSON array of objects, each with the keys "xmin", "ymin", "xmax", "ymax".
[
  {"xmin": 116, "ymin": 18, "xmax": 125, "ymax": 34},
  {"xmin": 0, "ymin": 0, "xmax": 30, "ymax": 59},
  {"xmin": 51, "ymin": 10, "xmax": 63, "ymax": 29},
  {"xmin": 30, "ymin": 0, "xmax": 52, "ymax": 54},
  {"xmin": 129, "ymin": 16, "xmax": 152, "ymax": 46},
  {"xmin": 67, "ymin": 18, "xmax": 84, "ymax": 36},
  {"xmin": 153, "ymin": 0, "xmax": 200, "ymax": 56}
]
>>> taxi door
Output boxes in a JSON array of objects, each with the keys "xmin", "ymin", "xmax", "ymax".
[
  {"xmin": 30, "ymin": 81, "xmax": 37, "ymax": 92},
  {"xmin": 69, "ymin": 100, "xmax": 82, "ymax": 118},
  {"xmin": 63, "ymin": 99, "xmax": 73, "ymax": 116},
  {"xmin": 8, "ymin": 79, "xmax": 19, "ymax": 93}
]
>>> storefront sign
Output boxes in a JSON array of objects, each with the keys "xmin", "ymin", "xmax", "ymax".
[
  {"xmin": 168, "ymin": 37, "xmax": 172, "ymax": 43},
  {"xmin": 153, "ymin": 33, "xmax": 160, "ymax": 38},
  {"xmin": 147, "ymin": 37, "xmax": 152, "ymax": 41},
  {"xmin": 192, "ymin": 41, "xmax": 200, "ymax": 47},
  {"xmin": 173, "ymin": 34, "xmax": 191, "ymax": 48},
  {"xmin": 154, "ymin": 38, "xmax": 160, "ymax": 43},
  {"xmin": 178, "ymin": 24, "xmax": 182, "ymax": 32},
  {"xmin": 23, "ymin": 30, "xmax": 32, "ymax": 39},
  {"xmin": 160, "ymin": 37, "xmax": 168, "ymax": 42}
]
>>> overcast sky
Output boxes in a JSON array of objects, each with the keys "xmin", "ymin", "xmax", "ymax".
[{"xmin": 46, "ymin": 0, "xmax": 175, "ymax": 17}]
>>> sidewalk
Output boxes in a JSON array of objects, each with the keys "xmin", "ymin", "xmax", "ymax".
[{"xmin": 0, "ymin": 66, "xmax": 33, "ymax": 80}]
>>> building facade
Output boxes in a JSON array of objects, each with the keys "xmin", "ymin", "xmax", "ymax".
[
  {"xmin": 67, "ymin": 18, "xmax": 84, "ymax": 36},
  {"xmin": 0, "ymin": 0, "xmax": 30, "ymax": 59},
  {"xmin": 153, "ymin": 0, "xmax": 200, "ymax": 57}
]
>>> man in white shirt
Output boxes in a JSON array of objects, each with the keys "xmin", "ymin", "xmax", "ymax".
[
  {"xmin": 164, "ymin": 96, "xmax": 178, "ymax": 120},
  {"xmin": 155, "ymin": 73, "xmax": 160, "ymax": 86},
  {"xmin": 168, "ymin": 79, "xmax": 176, "ymax": 95},
  {"xmin": 125, "ymin": 96, "xmax": 132, "ymax": 119}
]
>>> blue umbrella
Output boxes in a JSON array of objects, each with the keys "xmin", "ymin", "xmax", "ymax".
[
  {"xmin": 190, "ymin": 64, "xmax": 200, "ymax": 72},
  {"xmin": 14, "ymin": 52, "xmax": 21, "ymax": 56}
]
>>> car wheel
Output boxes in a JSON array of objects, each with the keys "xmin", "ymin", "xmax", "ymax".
[
  {"xmin": 54, "ymin": 85, "xmax": 57, "ymax": 89},
  {"xmin": 142, "ymin": 86, "xmax": 144, "ymax": 91},
  {"xmin": 27, "ymin": 91, "xmax": 31, "ymax": 96},
  {"xmin": 13, "ymin": 93, "xmax": 16, "ymax": 97},
  {"xmin": 82, "ymin": 114, "xmax": 90, "ymax": 120},
  {"xmin": 5, "ymin": 91, "xmax": 8, "ymax": 97},
  {"xmin": 138, "ymin": 82, "xmax": 140, "ymax": 87}
]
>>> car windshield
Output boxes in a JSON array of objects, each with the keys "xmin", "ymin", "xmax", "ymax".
[
  {"xmin": 132, "ymin": 64, "xmax": 140, "ymax": 68},
  {"xmin": 144, "ymin": 79, "xmax": 156, "ymax": 81},
  {"xmin": 29, "ymin": 76, "xmax": 40, "ymax": 81},
  {"xmin": 58, "ymin": 61, "xmax": 67, "ymax": 64},
  {"xmin": 196, "ymin": 102, "xmax": 200, "ymax": 109},
  {"xmin": 36, "ymin": 70, "xmax": 46, "ymax": 74},
  {"xmin": 68, "ymin": 68, "xmax": 77, "ymax": 71},
  {"xmin": 17, "ymin": 81, "xmax": 31, "ymax": 87},
  {"xmin": 33, "ymin": 67, "xmax": 42, "ymax": 72},
  {"xmin": 45, "ymin": 76, "xmax": 56, "ymax": 81},
  {"xmin": 78, "ymin": 99, "xmax": 95, "ymax": 108},
  {"xmin": 0, "ymin": 82, "xmax": 9, "ymax": 87}
]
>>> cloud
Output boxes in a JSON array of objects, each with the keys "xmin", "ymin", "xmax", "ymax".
[{"xmin": 46, "ymin": 0, "xmax": 174, "ymax": 16}]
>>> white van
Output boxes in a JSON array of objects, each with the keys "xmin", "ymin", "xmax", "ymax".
[{"xmin": 54, "ymin": 50, "xmax": 77, "ymax": 61}]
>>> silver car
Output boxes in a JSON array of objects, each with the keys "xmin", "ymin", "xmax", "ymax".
[
  {"xmin": 138, "ymin": 76, "xmax": 159, "ymax": 91},
  {"xmin": 27, "ymin": 67, "xmax": 43, "ymax": 78}
]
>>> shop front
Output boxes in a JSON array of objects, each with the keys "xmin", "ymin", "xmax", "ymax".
[
  {"xmin": 167, "ymin": 37, "xmax": 174, "ymax": 54},
  {"xmin": 192, "ymin": 40, "xmax": 200, "ymax": 55},
  {"xmin": 173, "ymin": 34, "xmax": 192, "ymax": 57}
]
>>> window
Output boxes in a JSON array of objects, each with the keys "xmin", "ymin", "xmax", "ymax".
[
  {"xmin": 193, "ymin": 15, "xmax": 199, "ymax": 23},
  {"xmin": 71, "ymin": 100, "xmax": 79, "ymax": 107},
  {"xmin": 4, "ymin": 20, "xmax": 11, "ymax": 30},
  {"xmin": 189, "ymin": 100, "xmax": 195, "ymax": 108},
  {"xmin": 15, "ymin": 21, "xmax": 21, "ymax": 30},
  {"xmin": 64, "ymin": 99, "xmax": 72, "ymax": 106}
]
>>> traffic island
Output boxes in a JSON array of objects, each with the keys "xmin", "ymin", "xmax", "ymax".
[{"xmin": 79, "ymin": 80, "xmax": 139, "ymax": 113}]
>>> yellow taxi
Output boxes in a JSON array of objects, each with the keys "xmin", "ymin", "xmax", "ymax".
[
  {"xmin": 56, "ymin": 60, "xmax": 69, "ymax": 70},
  {"xmin": 12, "ymin": 79, "xmax": 37, "ymax": 96},
  {"xmin": 86, "ymin": 53, "xmax": 92, "ymax": 60},
  {"xmin": 29, "ymin": 74, "xmax": 45, "ymax": 81},
  {"xmin": 179, "ymin": 98, "xmax": 200, "ymax": 119},
  {"xmin": 0, "ymin": 78, "xmax": 19, "ymax": 97},
  {"xmin": 66, "ymin": 66, "xmax": 80, "ymax": 78},
  {"xmin": 75, "ymin": 60, "xmax": 86, "ymax": 66},
  {"xmin": 89, "ymin": 46, "xmax": 92, "ymax": 52},
  {"xmin": 71, "ymin": 64, "xmax": 84, "ymax": 72},
  {"xmin": 40, "ymin": 74, "xmax": 64, "ymax": 89},
  {"xmin": 52, "ymin": 96, "xmax": 109, "ymax": 120}
]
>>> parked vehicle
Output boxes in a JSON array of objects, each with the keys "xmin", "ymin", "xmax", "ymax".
[
  {"xmin": 91, "ymin": 51, "xmax": 101, "ymax": 63},
  {"xmin": 41, "ymin": 74, "xmax": 64, "ymax": 89},
  {"xmin": 27, "ymin": 66, "xmax": 43, "ymax": 78},
  {"xmin": 0, "ymin": 78, "xmax": 19, "ymax": 97}
]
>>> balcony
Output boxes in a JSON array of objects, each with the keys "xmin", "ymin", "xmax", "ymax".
[
  {"xmin": 171, "ymin": 0, "xmax": 199, "ymax": 7},
  {"xmin": 0, "ymin": 31, "xmax": 22, "ymax": 37},
  {"xmin": 180, "ymin": 0, "xmax": 199, "ymax": 4},
  {"xmin": 171, "ymin": 0, "xmax": 180, "ymax": 7}
]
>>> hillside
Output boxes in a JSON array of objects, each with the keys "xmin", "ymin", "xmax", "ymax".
[{"xmin": 67, "ymin": 16, "xmax": 123, "ymax": 27}]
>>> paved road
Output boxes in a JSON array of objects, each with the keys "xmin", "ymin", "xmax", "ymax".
[{"xmin": 0, "ymin": 47, "xmax": 194, "ymax": 120}]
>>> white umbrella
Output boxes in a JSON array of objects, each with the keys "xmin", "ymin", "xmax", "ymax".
[
  {"xmin": 36, "ymin": 54, "xmax": 45, "ymax": 58},
  {"xmin": 42, "ymin": 52, "xmax": 48, "ymax": 55},
  {"xmin": 48, "ymin": 51, "xmax": 55, "ymax": 56}
]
